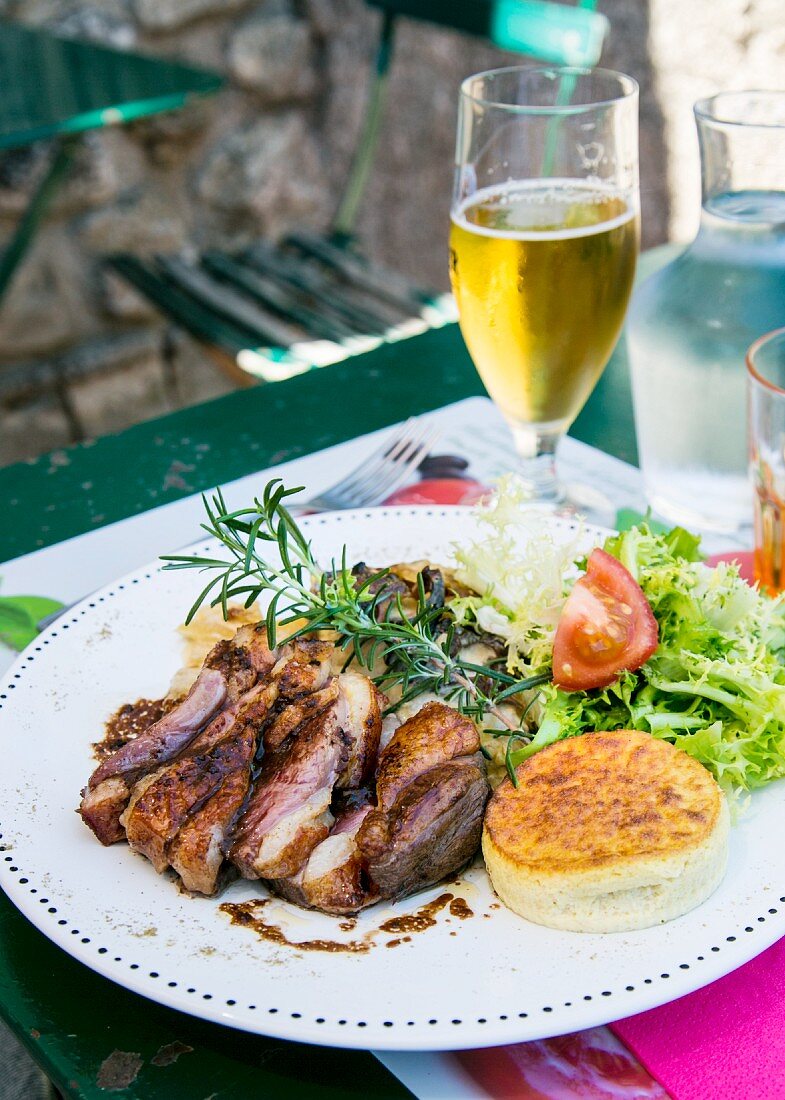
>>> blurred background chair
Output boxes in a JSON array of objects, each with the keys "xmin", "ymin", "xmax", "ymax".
[{"xmin": 109, "ymin": 0, "xmax": 608, "ymax": 387}]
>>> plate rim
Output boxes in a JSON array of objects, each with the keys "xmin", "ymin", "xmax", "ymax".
[{"xmin": 1, "ymin": 505, "xmax": 784, "ymax": 1052}]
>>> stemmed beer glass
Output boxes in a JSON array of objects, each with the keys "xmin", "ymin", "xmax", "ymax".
[{"xmin": 449, "ymin": 67, "xmax": 639, "ymax": 510}]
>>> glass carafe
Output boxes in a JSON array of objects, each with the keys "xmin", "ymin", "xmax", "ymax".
[{"xmin": 628, "ymin": 92, "xmax": 785, "ymax": 534}]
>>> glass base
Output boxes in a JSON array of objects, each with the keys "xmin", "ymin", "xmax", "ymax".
[
  {"xmin": 557, "ymin": 480, "xmax": 617, "ymax": 528},
  {"xmin": 506, "ymin": 417, "xmax": 615, "ymax": 527},
  {"xmin": 507, "ymin": 419, "xmax": 565, "ymax": 504},
  {"xmin": 647, "ymin": 490, "xmax": 750, "ymax": 537}
]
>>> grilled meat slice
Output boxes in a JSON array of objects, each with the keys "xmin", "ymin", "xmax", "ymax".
[
  {"xmin": 168, "ymin": 765, "xmax": 251, "ymax": 896},
  {"xmin": 80, "ymin": 626, "xmax": 276, "ymax": 845},
  {"xmin": 263, "ymin": 680, "xmax": 339, "ymax": 751},
  {"xmin": 80, "ymin": 668, "xmax": 226, "ymax": 845},
  {"xmin": 79, "ymin": 776, "xmax": 132, "ymax": 847},
  {"xmin": 124, "ymin": 727, "xmax": 255, "ymax": 873},
  {"xmin": 261, "ymin": 638, "xmax": 337, "ymax": 750},
  {"xmin": 274, "ymin": 637, "xmax": 335, "ymax": 696},
  {"xmin": 270, "ymin": 795, "xmax": 375, "ymax": 914},
  {"xmin": 336, "ymin": 672, "xmax": 383, "ymax": 789},
  {"xmin": 374, "ymin": 702, "xmax": 480, "ymax": 811},
  {"xmin": 357, "ymin": 758, "xmax": 489, "ymax": 900},
  {"xmin": 268, "ymin": 699, "xmax": 483, "ymax": 912},
  {"xmin": 122, "ymin": 681, "xmax": 273, "ymax": 873},
  {"xmin": 230, "ymin": 702, "xmax": 351, "ymax": 879}
]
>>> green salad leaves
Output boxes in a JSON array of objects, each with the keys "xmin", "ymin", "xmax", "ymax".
[{"xmin": 511, "ymin": 523, "xmax": 785, "ymax": 797}]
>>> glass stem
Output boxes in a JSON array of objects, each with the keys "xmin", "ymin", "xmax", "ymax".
[{"xmin": 508, "ymin": 422, "xmax": 565, "ymax": 503}]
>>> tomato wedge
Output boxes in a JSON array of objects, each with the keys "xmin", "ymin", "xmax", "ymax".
[{"xmin": 552, "ymin": 548, "xmax": 658, "ymax": 692}]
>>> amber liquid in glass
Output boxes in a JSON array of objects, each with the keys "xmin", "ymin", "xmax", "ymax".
[
  {"xmin": 754, "ymin": 474, "xmax": 785, "ymax": 594},
  {"xmin": 449, "ymin": 180, "xmax": 638, "ymax": 427}
]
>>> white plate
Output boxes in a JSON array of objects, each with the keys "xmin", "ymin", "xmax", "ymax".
[{"xmin": 1, "ymin": 507, "xmax": 784, "ymax": 1052}]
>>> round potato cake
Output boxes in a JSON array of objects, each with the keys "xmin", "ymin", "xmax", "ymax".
[{"xmin": 482, "ymin": 729, "xmax": 729, "ymax": 932}]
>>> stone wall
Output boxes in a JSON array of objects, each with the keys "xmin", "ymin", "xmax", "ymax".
[{"xmin": 0, "ymin": 0, "xmax": 781, "ymax": 466}]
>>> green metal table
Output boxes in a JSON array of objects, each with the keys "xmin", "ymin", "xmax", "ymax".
[
  {"xmin": 0, "ymin": 250, "xmax": 671, "ymax": 1097},
  {"xmin": 0, "ymin": 20, "xmax": 222, "ymax": 299}
]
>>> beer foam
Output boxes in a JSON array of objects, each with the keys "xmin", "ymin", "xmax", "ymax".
[{"xmin": 452, "ymin": 178, "xmax": 638, "ymax": 241}]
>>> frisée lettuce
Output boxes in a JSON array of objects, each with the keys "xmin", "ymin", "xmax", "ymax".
[
  {"xmin": 451, "ymin": 475, "xmax": 581, "ymax": 671},
  {"xmin": 513, "ymin": 523, "xmax": 785, "ymax": 796},
  {"xmin": 451, "ymin": 479, "xmax": 785, "ymax": 795}
]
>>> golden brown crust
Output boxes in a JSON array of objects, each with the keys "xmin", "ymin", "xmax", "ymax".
[
  {"xmin": 375, "ymin": 701, "xmax": 479, "ymax": 812},
  {"xmin": 484, "ymin": 729, "xmax": 722, "ymax": 874}
]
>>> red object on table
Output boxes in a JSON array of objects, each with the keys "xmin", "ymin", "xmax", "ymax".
[
  {"xmin": 704, "ymin": 549, "xmax": 755, "ymax": 584},
  {"xmin": 383, "ymin": 477, "xmax": 488, "ymax": 506},
  {"xmin": 453, "ymin": 1028, "xmax": 668, "ymax": 1099}
]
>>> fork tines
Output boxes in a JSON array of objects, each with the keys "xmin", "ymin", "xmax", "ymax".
[{"xmin": 307, "ymin": 418, "xmax": 440, "ymax": 511}]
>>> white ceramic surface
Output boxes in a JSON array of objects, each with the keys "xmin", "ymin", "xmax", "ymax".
[{"xmin": 1, "ymin": 508, "xmax": 784, "ymax": 1052}]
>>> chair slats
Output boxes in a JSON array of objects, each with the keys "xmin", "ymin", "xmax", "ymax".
[
  {"xmin": 200, "ymin": 252, "xmax": 355, "ymax": 342},
  {"xmin": 155, "ymin": 255, "xmax": 303, "ymax": 348},
  {"xmin": 285, "ymin": 230, "xmax": 437, "ymax": 314},
  {"xmin": 109, "ymin": 1, "xmax": 591, "ymax": 380},
  {"xmin": 243, "ymin": 242, "xmax": 400, "ymax": 334},
  {"xmin": 108, "ymin": 255, "xmax": 260, "ymax": 354}
]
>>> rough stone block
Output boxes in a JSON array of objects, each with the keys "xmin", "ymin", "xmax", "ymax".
[
  {"xmin": 228, "ymin": 12, "xmax": 318, "ymax": 104},
  {"xmin": 0, "ymin": 229, "xmax": 96, "ymax": 360},
  {"xmin": 132, "ymin": 0, "xmax": 251, "ymax": 33},
  {"xmin": 0, "ymin": 132, "xmax": 121, "ymax": 219},
  {"xmin": 99, "ymin": 268, "xmax": 162, "ymax": 322},
  {"xmin": 50, "ymin": 6, "xmax": 137, "ymax": 47},
  {"xmin": 196, "ymin": 113, "xmax": 324, "ymax": 232},
  {"xmin": 129, "ymin": 99, "xmax": 216, "ymax": 167},
  {"xmin": 79, "ymin": 185, "xmax": 190, "ymax": 254},
  {"xmin": 68, "ymin": 351, "xmax": 169, "ymax": 437},
  {"xmin": 0, "ymin": 399, "xmax": 72, "ymax": 468}
]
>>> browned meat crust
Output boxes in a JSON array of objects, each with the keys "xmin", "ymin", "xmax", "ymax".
[
  {"xmin": 270, "ymin": 795, "xmax": 375, "ymax": 914},
  {"xmin": 263, "ymin": 679, "xmax": 339, "ymax": 751},
  {"xmin": 274, "ymin": 638, "xmax": 335, "ymax": 697},
  {"xmin": 122, "ymin": 681, "xmax": 273, "ymax": 873},
  {"xmin": 230, "ymin": 702, "xmax": 351, "ymax": 879},
  {"xmin": 79, "ymin": 667, "xmax": 227, "ymax": 845},
  {"xmin": 168, "ymin": 766, "xmax": 252, "ymax": 895},
  {"xmin": 358, "ymin": 759, "xmax": 489, "ymax": 900},
  {"xmin": 337, "ymin": 672, "xmax": 384, "ymax": 789},
  {"xmin": 374, "ymin": 702, "xmax": 480, "ymax": 811},
  {"xmin": 124, "ymin": 726, "xmax": 257, "ymax": 872}
]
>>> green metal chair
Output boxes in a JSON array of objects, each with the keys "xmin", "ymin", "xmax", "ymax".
[{"xmin": 110, "ymin": 0, "xmax": 607, "ymax": 386}]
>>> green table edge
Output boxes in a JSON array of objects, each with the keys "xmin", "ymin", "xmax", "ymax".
[{"xmin": 0, "ymin": 244, "xmax": 677, "ymax": 1099}]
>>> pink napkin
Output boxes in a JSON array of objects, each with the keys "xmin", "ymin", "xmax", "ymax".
[{"xmin": 611, "ymin": 935, "xmax": 785, "ymax": 1100}]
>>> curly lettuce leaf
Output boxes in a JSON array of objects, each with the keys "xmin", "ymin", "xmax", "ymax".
[
  {"xmin": 514, "ymin": 524, "xmax": 785, "ymax": 795},
  {"xmin": 450, "ymin": 475, "xmax": 580, "ymax": 672}
]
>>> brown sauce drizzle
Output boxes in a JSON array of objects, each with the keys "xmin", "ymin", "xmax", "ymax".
[
  {"xmin": 220, "ymin": 891, "xmax": 474, "ymax": 954},
  {"xmin": 93, "ymin": 697, "xmax": 177, "ymax": 760},
  {"xmin": 377, "ymin": 892, "xmax": 454, "ymax": 935},
  {"xmin": 219, "ymin": 899, "xmax": 372, "ymax": 954}
]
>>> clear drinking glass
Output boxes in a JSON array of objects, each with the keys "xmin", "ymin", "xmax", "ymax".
[
  {"xmin": 449, "ymin": 66, "xmax": 639, "ymax": 509},
  {"xmin": 748, "ymin": 327, "xmax": 785, "ymax": 593}
]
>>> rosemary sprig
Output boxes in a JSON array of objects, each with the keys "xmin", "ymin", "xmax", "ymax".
[{"xmin": 162, "ymin": 479, "xmax": 550, "ymax": 730}]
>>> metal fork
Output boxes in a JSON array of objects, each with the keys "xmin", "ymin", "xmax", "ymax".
[
  {"xmin": 36, "ymin": 418, "xmax": 438, "ymax": 631},
  {"xmin": 298, "ymin": 417, "xmax": 439, "ymax": 512}
]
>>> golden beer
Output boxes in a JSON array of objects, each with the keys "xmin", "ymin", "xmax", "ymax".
[{"xmin": 449, "ymin": 181, "xmax": 638, "ymax": 427}]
